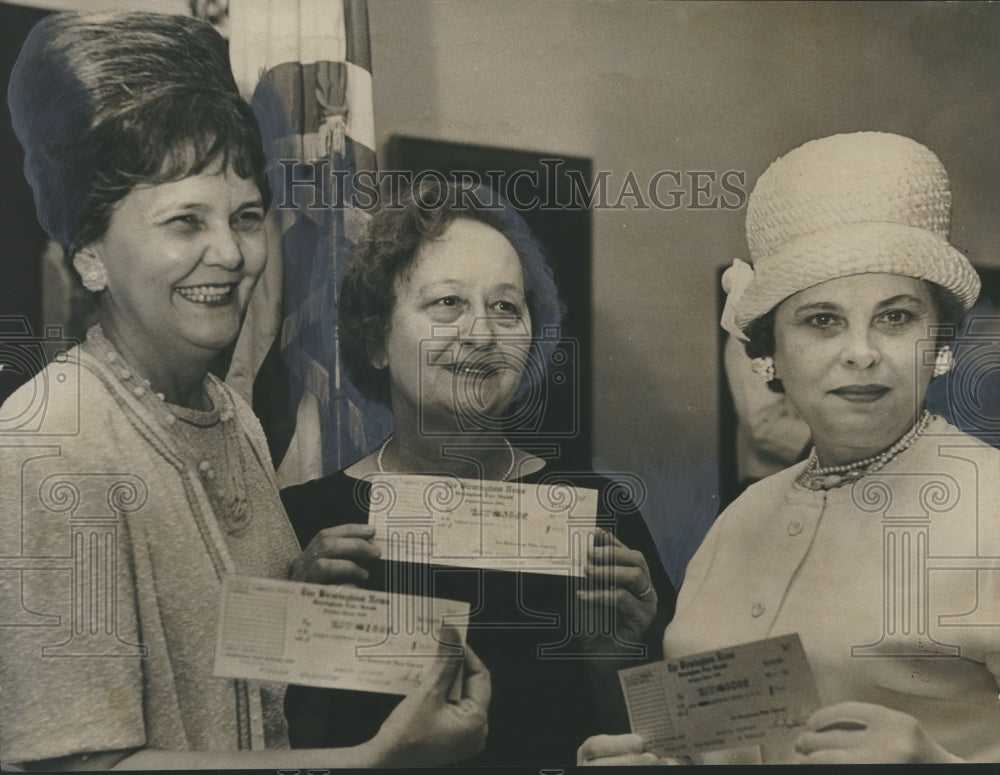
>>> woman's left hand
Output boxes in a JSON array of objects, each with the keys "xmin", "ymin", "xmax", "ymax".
[
  {"xmin": 289, "ymin": 523, "xmax": 381, "ymax": 585},
  {"xmin": 794, "ymin": 702, "xmax": 961, "ymax": 764},
  {"xmin": 576, "ymin": 529, "xmax": 657, "ymax": 653}
]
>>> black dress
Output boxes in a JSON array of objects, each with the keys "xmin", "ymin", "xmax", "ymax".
[{"xmin": 280, "ymin": 465, "xmax": 676, "ymax": 766}]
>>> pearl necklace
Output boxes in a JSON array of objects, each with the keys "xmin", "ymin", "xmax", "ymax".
[
  {"xmin": 377, "ymin": 434, "xmax": 516, "ymax": 482},
  {"xmin": 798, "ymin": 409, "xmax": 932, "ymax": 491},
  {"xmin": 85, "ymin": 324, "xmax": 251, "ymax": 531}
]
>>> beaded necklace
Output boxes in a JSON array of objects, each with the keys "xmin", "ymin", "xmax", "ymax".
[
  {"xmin": 797, "ymin": 409, "xmax": 932, "ymax": 491},
  {"xmin": 85, "ymin": 324, "xmax": 251, "ymax": 531}
]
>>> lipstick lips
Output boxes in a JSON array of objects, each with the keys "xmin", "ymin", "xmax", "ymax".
[{"xmin": 829, "ymin": 384, "xmax": 890, "ymax": 403}]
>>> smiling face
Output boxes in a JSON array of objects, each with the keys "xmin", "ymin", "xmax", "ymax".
[
  {"xmin": 378, "ymin": 218, "xmax": 532, "ymax": 433},
  {"xmin": 772, "ymin": 273, "xmax": 939, "ymax": 466},
  {"xmin": 87, "ymin": 164, "xmax": 266, "ymax": 368}
]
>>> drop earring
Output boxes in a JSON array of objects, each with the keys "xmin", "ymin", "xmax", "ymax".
[{"xmin": 933, "ymin": 345, "xmax": 953, "ymax": 378}]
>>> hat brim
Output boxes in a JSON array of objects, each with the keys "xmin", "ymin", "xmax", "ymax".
[{"xmin": 734, "ymin": 221, "xmax": 981, "ymax": 329}]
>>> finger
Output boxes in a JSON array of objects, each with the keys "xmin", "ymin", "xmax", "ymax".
[
  {"xmin": 589, "ymin": 530, "xmax": 651, "ymax": 563},
  {"xmin": 297, "ymin": 558, "xmax": 370, "ymax": 584},
  {"xmin": 421, "ymin": 626, "xmax": 474, "ymax": 712},
  {"xmin": 311, "ymin": 536, "xmax": 382, "ymax": 562},
  {"xmin": 814, "ymin": 720, "xmax": 868, "ymax": 733},
  {"xmin": 585, "ymin": 564, "xmax": 651, "ymax": 598},
  {"xmin": 459, "ymin": 643, "xmax": 492, "ymax": 709},
  {"xmin": 318, "ymin": 523, "xmax": 377, "ymax": 540},
  {"xmin": 387, "ymin": 648, "xmax": 462, "ymax": 729},
  {"xmin": 588, "ymin": 544, "xmax": 648, "ymax": 572},
  {"xmin": 311, "ymin": 525, "xmax": 380, "ymax": 552},
  {"xmin": 577, "ymin": 733, "xmax": 646, "ymax": 762},
  {"xmin": 797, "ymin": 748, "xmax": 854, "ymax": 765},
  {"xmin": 581, "ymin": 752, "xmax": 660, "ymax": 766},
  {"xmin": 583, "ymin": 561, "xmax": 649, "ymax": 586},
  {"xmin": 584, "ymin": 559, "xmax": 639, "ymax": 582},
  {"xmin": 436, "ymin": 624, "xmax": 462, "ymax": 650},
  {"xmin": 806, "ymin": 701, "xmax": 878, "ymax": 731},
  {"xmin": 422, "ymin": 649, "xmax": 464, "ymax": 703},
  {"xmin": 587, "ymin": 548, "xmax": 651, "ymax": 599},
  {"xmin": 578, "ymin": 586, "xmax": 656, "ymax": 616},
  {"xmin": 434, "ymin": 625, "xmax": 467, "ymax": 665},
  {"xmin": 795, "ymin": 729, "xmax": 863, "ymax": 755},
  {"xmin": 590, "ymin": 529, "xmax": 626, "ymax": 549}
]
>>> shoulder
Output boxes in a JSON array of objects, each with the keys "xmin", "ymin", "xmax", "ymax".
[
  {"xmin": 2, "ymin": 349, "xmax": 125, "ymax": 442},
  {"xmin": 519, "ymin": 464, "xmax": 643, "ymax": 515},
  {"xmin": 735, "ymin": 460, "xmax": 807, "ymax": 500},
  {"xmin": 518, "ymin": 460, "xmax": 618, "ymax": 491},
  {"xmin": 917, "ymin": 415, "xmax": 1000, "ymax": 506},
  {"xmin": 671, "ymin": 469, "xmax": 806, "ymax": 600},
  {"xmin": 900, "ymin": 415, "xmax": 1000, "ymax": 489},
  {"xmin": 518, "ymin": 466, "xmax": 665, "ymax": 568},
  {"xmin": 711, "ymin": 461, "xmax": 808, "ymax": 531},
  {"xmin": 922, "ymin": 414, "xmax": 1000, "ymax": 454}
]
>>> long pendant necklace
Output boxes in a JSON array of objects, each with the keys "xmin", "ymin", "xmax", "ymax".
[{"xmin": 85, "ymin": 324, "xmax": 251, "ymax": 531}]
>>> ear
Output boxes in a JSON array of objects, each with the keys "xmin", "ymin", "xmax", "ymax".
[{"xmin": 72, "ymin": 248, "xmax": 109, "ymax": 293}]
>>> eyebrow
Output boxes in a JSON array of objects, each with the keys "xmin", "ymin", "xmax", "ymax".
[
  {"xmin": 874, "ymin": 294, "xmax": 927, "ymax": 308},
  {"xmin": 492, "ymin": 282, "xmax": 527, "ymax": 295},
  {"xmin": 417, "ymin": 279, "xmax": 461, "ymax": 291},
  {"xmin": 790, "ymin": 301, "xmax": 841, "ymax": 315},
  {"xmin": 791, "ymin": 294, "xmax": 927, "ymax": 315},
  {"xmin": 151, "ymin": 198, "xmax": 264, "ymax": 218},
  {"xmin": 417, "ymin": 280, "xmax": 525, "ymax": 294}
]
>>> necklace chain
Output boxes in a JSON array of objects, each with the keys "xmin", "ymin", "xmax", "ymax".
[
  {"xmin": 799, "ymin": 409, "xmax": 932, "ymax": 490},
  {"xmin": 377, "ymin": 434, "xmax": 516, "ymax": 482}
]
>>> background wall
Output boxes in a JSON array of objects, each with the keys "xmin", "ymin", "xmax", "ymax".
[{"xmin": 366, "ymin": 0, "xmax": 1000, "ymax": 580}]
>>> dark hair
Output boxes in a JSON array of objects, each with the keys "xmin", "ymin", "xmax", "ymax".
[
  {"xmin": 339, "ymin": 177, "xmax": 562, "ymax": 408},
  {"xmin": 8, "ymin": 12, "xmax": 269, "ymax": 259},
  {"xmin": 744, "ymin": 279, "xmax": 966, "ymax": 393}
]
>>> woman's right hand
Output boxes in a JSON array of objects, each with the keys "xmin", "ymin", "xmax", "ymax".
[
  {"xmin": 374, "ymin": 630, "xmax": 491, "ymax": 767},
  {"xmin": 289, "ymin": 523, "xmax": 381, "ymax": 584},
  {"xmin": 577, "ymin": 734, "xmax": 661, "ymax": 766}
]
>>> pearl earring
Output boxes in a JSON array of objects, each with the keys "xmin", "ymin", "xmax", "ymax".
[
  {"xmin": 933, "ymin": 345, "xmax": 953, "ymax": 378},
  {"xmin": 750, "ymin": 356, "xmax": 776, "ymax": 383},
  {"xmin": 73, "ymin": 252, "xmax": 108, "ymax": 293}
]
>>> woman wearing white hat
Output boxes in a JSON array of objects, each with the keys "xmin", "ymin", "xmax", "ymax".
[{"xmin": 578, "ymin": 132, "xmax": 1000, "ymax": 764}]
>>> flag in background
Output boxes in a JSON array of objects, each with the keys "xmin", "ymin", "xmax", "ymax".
[{"xmin": 227, "ymin": 0, "xmax": 391, "ymax": 487}]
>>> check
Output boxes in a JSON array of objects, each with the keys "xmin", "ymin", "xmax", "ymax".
[
  {"xmin": 213, "ymin": 575, "xmax": 470, "ymax": 695},
  {"xmin": 366, "ymin": 474, "xmax": 598, "ymax": 576},
  {"xmin": 619, "ymin": 633, "xmax": 820, "ymax": 758}
]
